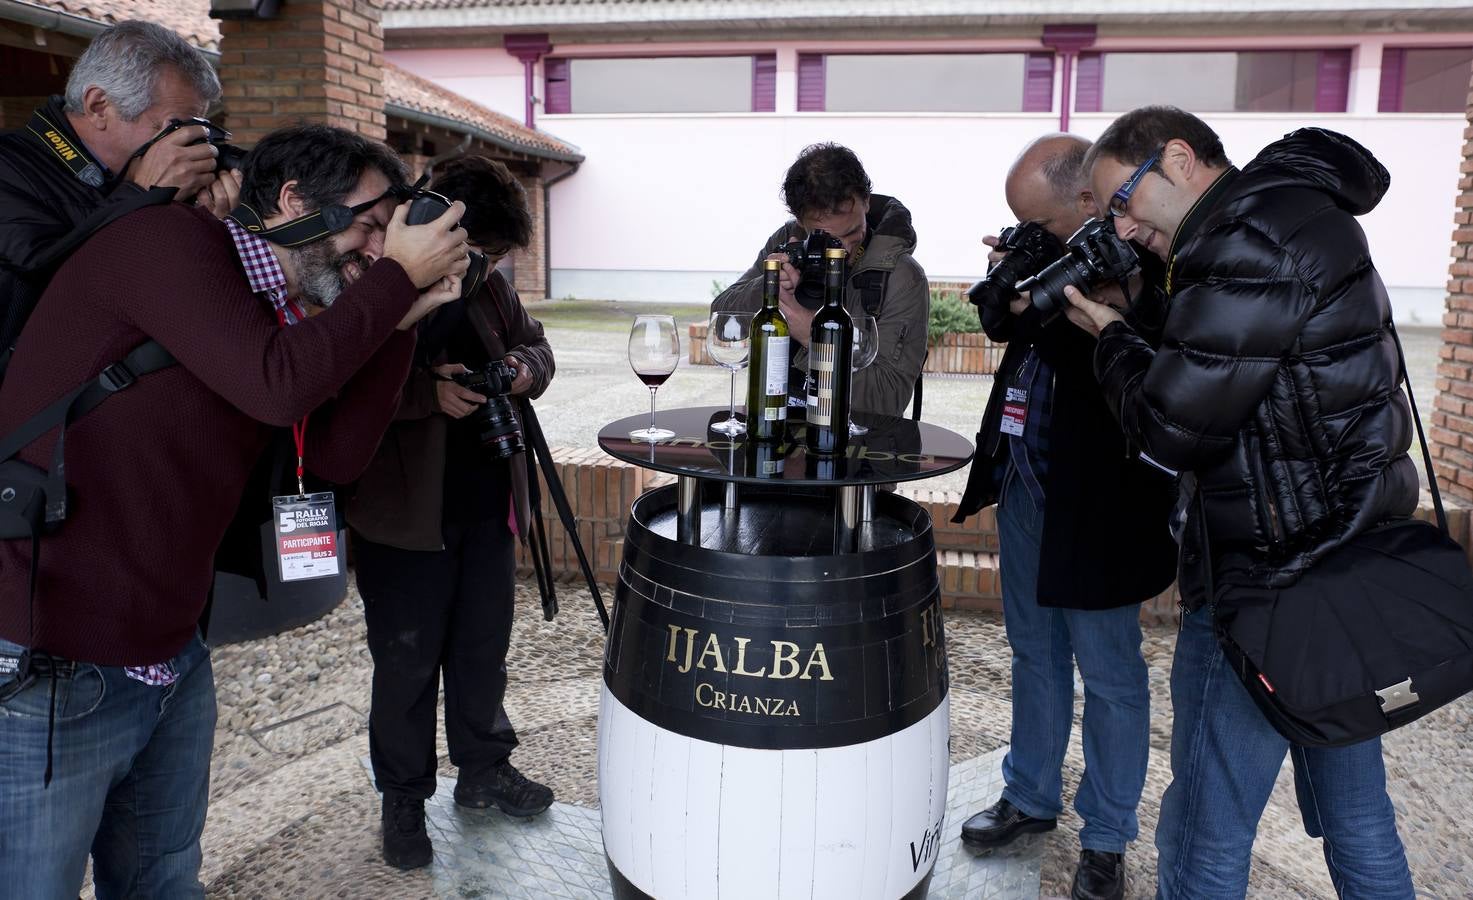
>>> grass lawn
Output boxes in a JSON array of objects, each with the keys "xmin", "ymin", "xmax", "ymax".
[{"xmin": 523, "ymin": 298, "xmax": 714, "ymax": 331}]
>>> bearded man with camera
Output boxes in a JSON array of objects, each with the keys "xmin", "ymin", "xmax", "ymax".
[
  {"xmin": 711, "ymin": 142, "xmax": 928, "ymax": 417},
  {"xmin": 0, "ymin": 21, "xmax": 242, "ymax": 359},
  {"xmin": 0, "ymin": 120, "xmax": 468, "ymax": 897},
  {"xmin": 953, "ymin": 134, "xmax": 1177, "ymax": 900},
  {"xmin": 345, "ymin": 154, "xmax": 557, "ymax": 871}
]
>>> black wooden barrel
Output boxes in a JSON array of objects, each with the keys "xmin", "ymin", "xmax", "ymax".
[{"xmin": 599, "ymin": 482, "xmax": 949, "ymax": 900}]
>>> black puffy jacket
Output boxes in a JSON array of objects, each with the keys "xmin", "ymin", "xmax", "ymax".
[{"xmin": 1095, "ymin": 128, "xmax": 1418, "ymax": 608}]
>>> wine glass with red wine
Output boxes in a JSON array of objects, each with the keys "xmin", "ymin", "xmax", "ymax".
[{"xmin": 628, "ymin": 314, "xmax": 680, "ymax": 442}]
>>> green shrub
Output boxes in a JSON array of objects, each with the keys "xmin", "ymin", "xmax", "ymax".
[{"xmin": 927, "ymin": 288, "xmax": 981, "ymax": 343}]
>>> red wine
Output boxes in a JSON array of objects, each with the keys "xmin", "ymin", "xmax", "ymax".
[{"xmin": 635, "ymin": 370, "xmax": 672, "ymax": 388}]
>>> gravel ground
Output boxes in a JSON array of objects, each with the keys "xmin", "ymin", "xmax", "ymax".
[
  {"xmin": 152, "ymin": 316, "xmax": 1461, "ymax": 898},
  {"xmin": 180, "ymin": 576, "xmax": 1473, "ymax": 899}
]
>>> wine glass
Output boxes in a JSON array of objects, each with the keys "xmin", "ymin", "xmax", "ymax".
[
  {"xmin": 849, "ymin": 315, "xmax": 880, "ymax": 436},
  {"xmin": 707, "ymin": 312, "xmax": 750, "ymax": 436},
  {"xmin": 628, "ymin": 314, "xmax": 680, "ymax": 442}
]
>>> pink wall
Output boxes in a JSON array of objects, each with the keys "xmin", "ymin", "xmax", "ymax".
[{"xmin": 390, "ymin": 32, "xmax": 1472, "ymax": 321}]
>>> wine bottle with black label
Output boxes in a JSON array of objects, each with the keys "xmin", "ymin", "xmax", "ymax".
[
  {"xmin": 805, "ymin": 247, "xmax": 852, "ymax": 455},
  {"xmin": 746, "ymin": 259, "xmax": 790, "ymax": 441}
]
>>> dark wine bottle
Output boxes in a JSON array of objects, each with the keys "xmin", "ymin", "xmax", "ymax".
[
  {"xmin": 805, "ymin": 247, "xmax": 852, "ymax": 455},
  {"xmin": 746, "ymin": 259, "xmax": 791, "ymax": 441}
]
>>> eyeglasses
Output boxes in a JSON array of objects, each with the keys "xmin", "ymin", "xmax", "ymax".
[{"xmin": 1107, "ymin": 147, "xmax": 1164, "ymax": 219}]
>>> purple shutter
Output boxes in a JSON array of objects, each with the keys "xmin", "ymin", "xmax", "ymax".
[
  {"xmin": 1074, "ymin": 52, "xmax": 1102, "ymax": 112},
  {"xmin": 1378, "ymin": 47, "xmax": 1406, "ymax": 112},
  {"xmin": 752, "ymin": 53, "xmax": 776, "ymax": 112},
  {"xmin": 544, "ymin": 57, "xmax": 570, "ymax": 115},
  {"xmin": 1023, "ymin": 52, "xmax": 1055, "ymax": 112},
  {"xmin": 797, "ymin": 53, "xmax": 826, "ymax": 112},
  {"xmin": 1314, "ymin": 48, "xmax": 1351, "ymax": 112}
]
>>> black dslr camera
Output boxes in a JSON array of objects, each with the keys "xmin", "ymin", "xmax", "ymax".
[
  {"xmin": 158, "ymin": 116, "xmax": 247, "ymax": 172},
  {"xmin": 452, "ymin": 360, "xmax": 526, "ymax": 460},
  {"xmin": 777, "ymin": 229, "xmax": 844, "ymax": 309},
  {"xmin": 405, "ymin": 188, "xmax": 488, "ymax": 301},
  {"xmin": 966, "ymin": 221, "xmax": 1066, "ymax": 315},
  {"xmin": 1018, "ymin": 218, "xmax": 1140, "ymax": 324}
]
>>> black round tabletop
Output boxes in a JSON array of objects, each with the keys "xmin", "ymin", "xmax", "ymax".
[{"xmin": 597, "ymin": 406, "xmax": 974, "ymax": 487}]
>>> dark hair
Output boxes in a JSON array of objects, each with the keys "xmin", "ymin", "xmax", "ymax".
[
  {"xmin": 781, "ymin": 143, "xmax": 872, "ymax": 219},
  {"xmin": 429, "ymin": 155, "xmax": 533, "ymax": 250},
  {"xmin": 1084, "ymin": 105, "xmax": 1231, "ymax": 174},
  {"xmin": 239, "ymin": 123, "xmax": 408, "ymax": 217}
]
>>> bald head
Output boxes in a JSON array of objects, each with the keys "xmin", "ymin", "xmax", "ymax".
[{"xmin": 1004, "ymin": 133, "xmax": 1094, "ymax": 243}]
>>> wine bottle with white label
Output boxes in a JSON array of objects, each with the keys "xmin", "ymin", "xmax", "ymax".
[
  {"xmin": 805, "ymin": 247, "xmax": 852, "ymax": 455},
  {"xmin": 746, "ymin": 258, "xmax": 791, "ymax": 441}
]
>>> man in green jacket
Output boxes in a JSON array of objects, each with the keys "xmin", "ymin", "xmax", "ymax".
[{"xmin": 711, "ymin": 143, "xmax": 929, "ymax": 417}]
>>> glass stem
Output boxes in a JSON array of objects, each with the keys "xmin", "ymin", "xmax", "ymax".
[
  {"xmin": 648, "ymin": 386, "xmax": 658, "ymax": 433},
  {"xmin": 728, "ymin": 369, "xmax": 737, "ymax": 421}
]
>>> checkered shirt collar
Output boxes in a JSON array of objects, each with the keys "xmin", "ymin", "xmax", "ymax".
[{"xmin": 224, "ymin": 216, "xmax": 298, "ymax": 322}]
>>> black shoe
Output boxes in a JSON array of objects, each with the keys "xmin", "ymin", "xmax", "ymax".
[
  {"xmin": 960, "ymin": 798, "xmax": 1057, "ymax": 849},
  {"xmin": 381, "ymin": 792, "xmax": 432, "ymax": 870},
  {"xmin": 454, "ymin": 760, "xmax": 554, "ymax": 817},
  {"xmin": 1071, "ymin": 849, "xmax": 1125, "ymax": 900}
]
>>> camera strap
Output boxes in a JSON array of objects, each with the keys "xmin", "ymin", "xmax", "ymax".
[
  {"xmin": 25, "ymin": 108, "xmax": 106, "ymax": 188},
  {"xmin": 226, "ymin": 189, "xmax": 395, "ymax": 248}
]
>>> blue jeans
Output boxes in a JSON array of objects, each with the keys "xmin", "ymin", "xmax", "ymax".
[
  {"xmin": 997, "ymin": 475, "xmax": 1150, "ymax": 854},
  {"xmin": 0, "ymin": 634, "xmax": 215, "ymax": 899},
  {"xmin": 1156, "ymin": 607, "xmax": 1414, "ymax": 899}
]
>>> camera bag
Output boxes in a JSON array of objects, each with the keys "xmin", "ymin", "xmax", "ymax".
[{"xmin": 1211, "ymin": 324, "xmax": 1473, "ymax": 746}]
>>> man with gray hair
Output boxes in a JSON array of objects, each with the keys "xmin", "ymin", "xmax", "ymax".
[
  {"xmin": 954, "ymin": 134, "xmax": 1177, "ymax": 900},
  {"xmin": 0, "ymin": 19, "xmax": 229, "ymax": 354}
]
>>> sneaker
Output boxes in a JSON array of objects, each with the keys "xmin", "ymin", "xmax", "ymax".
[
  {"xmin": 381, "ymin": 792, "xmax": 432, "ymax": 870},
  {"xmin": 454, "ymin": 760, "xmax": 554, "ymax": 817}
]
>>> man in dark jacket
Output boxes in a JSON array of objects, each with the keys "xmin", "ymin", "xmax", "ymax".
[
  {"xmin": 0, "ymin": 20, "xmax": 237, "ymax": 354},
  {"xmin": 955, "ymin": 134, "xmax": 1177, "ymax": 900},
  {"xmin": 345, "ymin": 155, "xmax": 557, "ymax": 871},
  {"xmin": 711, "ymin": 142, "xmax": 928, "ymax": 416},
  {"xmin": 1067, "ymin": 106, "xmax": 1416, "ymax": 898}
]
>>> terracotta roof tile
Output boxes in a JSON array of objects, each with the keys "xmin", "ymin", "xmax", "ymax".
[
  {"xmin": 384, "ymin": 63, "xmax": 581, "ymax": 161},
  {"xmin": 42, "ymin": 0, "xmax": 221, "ymax": 51},
  {"xmin": 15, "ymin": 0, "xmax": 579, "ymax": 161}
]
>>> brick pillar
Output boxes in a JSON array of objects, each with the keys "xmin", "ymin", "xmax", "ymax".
[
  {"xmin": 512, "ymin": 172, "xmax": 548, "ymax": 301},
  {"xmin": 1433, "ymin": 67, "xmax": 1473, "ymax": 501},
  {"xmin": 214, "ymin": 0, "xmax": 385, "ymax": 147}
]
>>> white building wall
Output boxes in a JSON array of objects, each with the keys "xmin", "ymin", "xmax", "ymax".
[{"xmin": 390, "ymin": 35, "xmax": 1470, "ymax": 323}]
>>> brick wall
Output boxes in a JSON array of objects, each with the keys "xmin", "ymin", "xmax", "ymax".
[
  {"xmin": 216, "ymin": 0, "xmax": 385, "ymax": 146},
  {"xmin": 1433, "ymin": 68, "xmax": 1473, "ymax": 500},
  {"xmin": 512, "ymin": 172, "xmax": 548, "ymax": 300}
]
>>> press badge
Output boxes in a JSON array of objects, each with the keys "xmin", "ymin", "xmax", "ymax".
[
  {"xmin": 272, "ymin": 492, "xmax": 339, "ymax": 582},
  {"xmin": 1000, "ymin": 386, "xmax": 1029, "ymax": 437}
]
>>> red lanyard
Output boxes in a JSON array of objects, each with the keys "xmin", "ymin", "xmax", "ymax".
[{"xmin": 275, "ymin": 301, "xmax": 310, "ymax": 496}]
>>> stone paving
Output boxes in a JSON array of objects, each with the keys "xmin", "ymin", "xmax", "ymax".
[
  {"xmin": 177, "ymin": 576, "xmax": 1473, "ymax": 900},
  {"xmin": 94, "ymin": 316, "xmax": 1461, "ymax": 899},
  {"xmin": 382, "ymin": 748, "xmax": 1042, "ymax": 900}
]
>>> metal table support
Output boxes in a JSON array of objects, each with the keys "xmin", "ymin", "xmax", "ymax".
[{"xmin": 677, "ymin": 475, "xmax": 701, "ymax": 545}]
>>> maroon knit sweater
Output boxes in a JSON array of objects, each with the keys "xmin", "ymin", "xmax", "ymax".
[{"xmin": 0, "ymin": 204, "xmax": 417, "ymax": 665}]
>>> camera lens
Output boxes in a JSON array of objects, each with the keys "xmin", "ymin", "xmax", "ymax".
[
  {"xmin": 1019, "ymin": 253, "xmax": 1095, "ymax": 323},
  {"xmin": 474, "ymin": 394, "xmax": 526, "ymax": 459}
]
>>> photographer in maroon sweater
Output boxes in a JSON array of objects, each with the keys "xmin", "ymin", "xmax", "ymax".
[{"xmin": 0, "ymin": 123, "xmax": 469, "ymax": 898}]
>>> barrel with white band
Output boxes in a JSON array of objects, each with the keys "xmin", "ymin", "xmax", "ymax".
[{"xmin": 598, "ymin": 484, "xmax": 949, "ymax": 899}]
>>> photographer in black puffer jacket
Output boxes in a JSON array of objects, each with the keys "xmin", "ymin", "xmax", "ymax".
[{"xmin": 1065, "ymin": 107, "xmax": 1417, "ymax": 899}]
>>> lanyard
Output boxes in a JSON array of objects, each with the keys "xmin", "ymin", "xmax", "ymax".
[{"xmin": 274, "ymin": 301, "xmax": 310, "ymax": 496}]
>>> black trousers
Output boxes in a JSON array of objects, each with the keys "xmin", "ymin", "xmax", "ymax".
[{"xmin": 355, "ymin": 518, "xmax": 519, "ymax": 799}]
